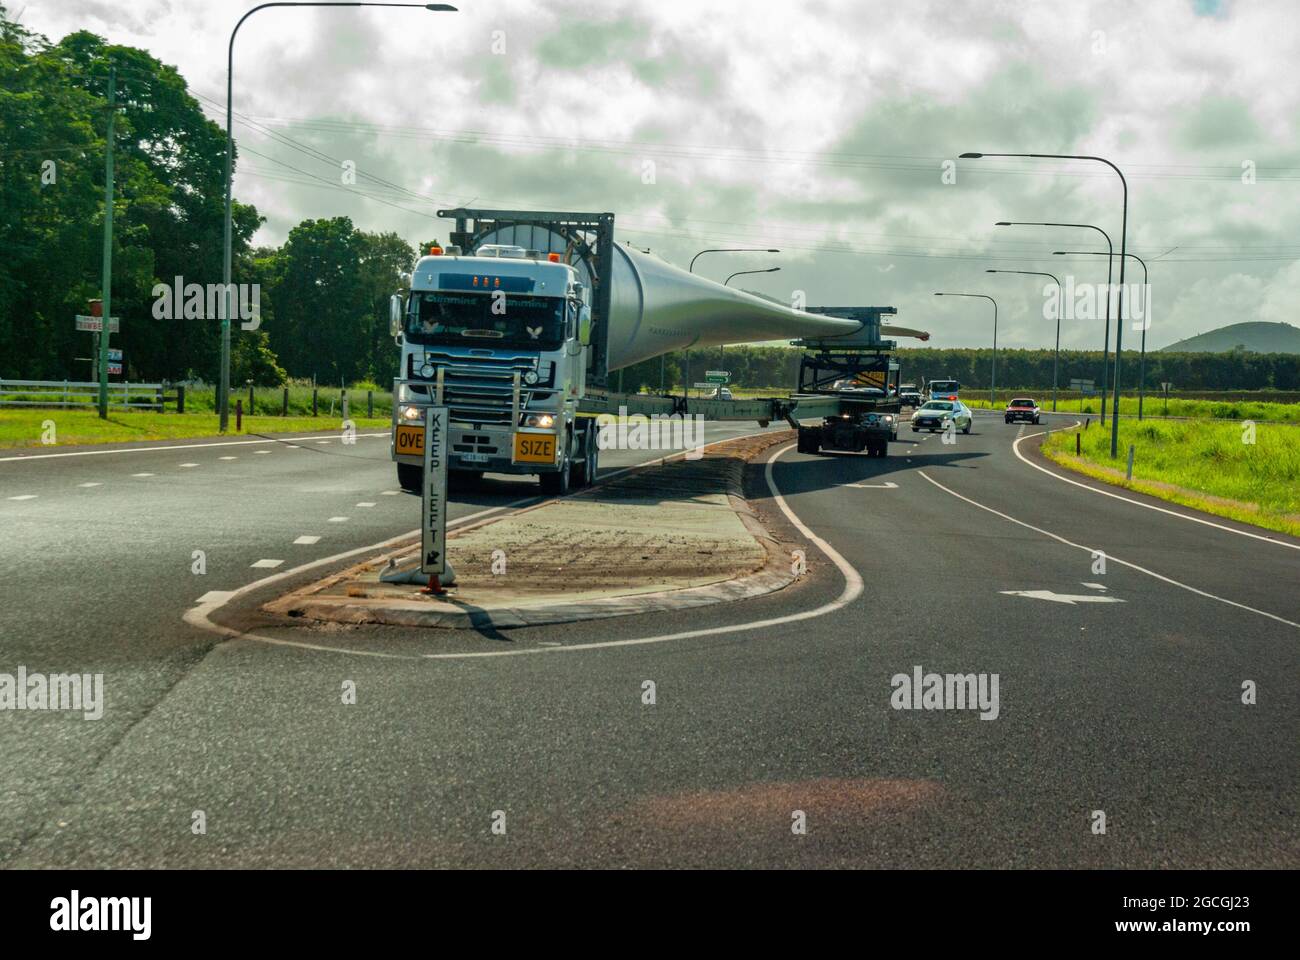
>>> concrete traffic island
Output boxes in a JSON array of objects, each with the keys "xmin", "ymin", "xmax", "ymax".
[{"xmin": 263, "ymin": 430, "xmax": 799, "ymax": 629}]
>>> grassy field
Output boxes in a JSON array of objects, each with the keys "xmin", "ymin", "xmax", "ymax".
[
  {"xmin": 1041, "ymin": 418, "xmax": 1300, "ymax": 538},
  {"xmin": 0, "ymin": 409, "xmax": 390, "ymax": 450},
  {"xmin": 962, "ymin": 393, "xmax": 1300, "ymax": 422}
]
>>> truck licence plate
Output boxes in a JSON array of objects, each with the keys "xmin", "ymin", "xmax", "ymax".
[
  {"xmin": 460, "ymin": 452, "xmax": 489, "ymax": 464},
  {"xmin": 394, "ymin": 423, "xmax": 424, "ymax": 456},
  {"xmin": 513, "ymin": 433, "xmax": 556, "ymax": 464}
]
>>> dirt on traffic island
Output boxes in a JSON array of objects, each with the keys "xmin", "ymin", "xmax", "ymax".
[{"xmin": 263, "ymin": 429, "xmax": 801, "ymax": 629}]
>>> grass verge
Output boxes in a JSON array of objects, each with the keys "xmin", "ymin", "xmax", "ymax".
[
  {"xmin": 1040, "ymin": 418, "xmax": 1300, "ymax": 539},
  {"xmin": 0, "ymin": 409, "xmax": 390, "ymax": 450}
]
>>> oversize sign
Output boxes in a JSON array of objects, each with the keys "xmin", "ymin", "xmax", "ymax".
[{"xmin": 420, "ymin": 406, "xmax": 449, "ymax": 577}]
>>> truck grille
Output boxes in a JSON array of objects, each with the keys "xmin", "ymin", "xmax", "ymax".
[{"xmin": 406, "ymin": 352, "xmax": 556, "ymax": 425}]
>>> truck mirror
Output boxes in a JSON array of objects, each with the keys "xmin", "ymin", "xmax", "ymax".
[
  {"xmin": 389, "ymin": 294, "xmax": 404, "ymax": 338},
  {"xmin": 578, "ymin": 308, "xmax": 592, "ymax": 346}
]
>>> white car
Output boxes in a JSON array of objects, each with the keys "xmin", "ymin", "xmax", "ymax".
[{"xmin": 911, "ymin": 399, "xmax": 972, "ymax": 434}]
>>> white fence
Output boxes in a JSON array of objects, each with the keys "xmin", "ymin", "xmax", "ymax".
[{"xmin": 0, "ymin": 379, "xmax": 171, "ymax": 410}]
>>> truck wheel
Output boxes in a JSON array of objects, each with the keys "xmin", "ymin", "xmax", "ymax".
[
  {"xmin": 798, "ymin": 429, "xmax": 820, "ymax": 454},
  {"xmin": 540, "ymin": 433, "xmax": 572, "ymax": 496},
  {"xmin": 570, "ymin": 424, "xmax": 598, "ymax": 487},
  {"xmin": 397, "ymin": 462, "xmax": 422, "ymax": 492}
]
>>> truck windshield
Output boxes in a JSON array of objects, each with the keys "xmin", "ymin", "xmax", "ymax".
[{"xmin": 407, "ymin": 292, "xmax": 565, "ymax": 350}]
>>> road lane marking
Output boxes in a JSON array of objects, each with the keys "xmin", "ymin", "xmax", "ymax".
[
  {"xmin": 294, "ymin": 536, "xmax": 321, "ymax": 545},
  {"xmin": 7, "ymin": 494, "xmax": 36, "ymax": 500},
  {"xmin": 356, "ymin": 502, "xmax": 376, "ymax": 507},
  {"xmin": 254, "ymin": 450, "xmax": 270, "ymax": 455},
  {"xmin": 918, "ymin": 470, "xmax": 1299, "ymax": 630},
  {"xmin": 1013, "ymin": 427, "xmax": 1300, "ymax": 552},
  {"xmin": 327, "ymin": 516, "xmax": 348, "ymax": 522},
  {"xmin": 1082, "ymin": 582, "xmax": 1107, "ymax": 590},
  {"xmin": 218, "ymin": 456, "xmax": 237, "ymax": 461},
  {"xmin": 0, "ymin": 433, "xmax": 388, "ymax": 463},
  {"xmin": 195, "ymin": 590, "xmax": 237, "ymax": 604},
  {"xmin": 847, "ymin": 481, "xmax": 898, "ymax": 489},
  {"xmin": 380, "ymin": 490, "xmax": 399, "ymax": 495},
  {"xmin": 131, "ymin": 472, "xmax": 155, "ymax": 477},
  {"xmin": 250, "ymin": 559, "xmax": 285, "ymax": 569},
  {"xmin": 1000, "ymin": 589, "xmax": 1124, "ymax": 605},
  {"xmin": 179, "ymin": 463, "xmax": 199, "ymax": 468},
  {"xmin": 77, "ymin": 482, "xmax": 102, "ymax": 488}
]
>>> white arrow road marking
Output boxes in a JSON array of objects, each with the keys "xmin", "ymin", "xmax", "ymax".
[
  {"xmin": 847, "ymin": 481, "xmax": 898, "ymax": 489},
  {"xmin": 1001, "ymin": 589, "xmax": 1124, "ymax": 605}
]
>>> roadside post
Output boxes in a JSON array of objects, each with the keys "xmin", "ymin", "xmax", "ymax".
[
  {"xmin": 1161, "ymin": 382, "xmax": 1172, "ymax": 417},
  {"xmin": 1126, "ymin": 444, "xmax": 1135, "ymax": 483},
  {"xmin": 420, "ymin": 405, "xmax": 450, "ymax": 594}
]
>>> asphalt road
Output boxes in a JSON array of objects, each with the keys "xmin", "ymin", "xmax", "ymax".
[{"xmin": 1, "ymin": 413, "xmax": 1296, "ymax": 868}]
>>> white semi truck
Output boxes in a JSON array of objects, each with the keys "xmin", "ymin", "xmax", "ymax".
[{"xmin": 389, "ymin": 209, "xmax": 926, "ymax": 492}]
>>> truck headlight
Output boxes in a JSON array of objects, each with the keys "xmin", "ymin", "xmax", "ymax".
[
  {"xmin": 523, "ymin": 370, "xmax": 539, "ymax": 385},
  {"xmin": 400, "ymin": 405, "xmax": 422, "ymax": 421},
  {"xmin": 522, "ymin": 413, "xmax": 555, "ymax": 428}
]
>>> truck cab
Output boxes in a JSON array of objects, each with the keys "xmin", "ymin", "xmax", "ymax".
[{"xmin": 389, "ymin": 243, "xmax": 599, "ymax": 494}]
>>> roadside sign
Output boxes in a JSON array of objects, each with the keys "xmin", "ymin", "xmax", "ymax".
[
  {"xmin": 1160, "ymin": 382, "xmax": 1173, "ymax": 393},
  {"xmin": 420, "ymin": 406, "xmax": 449, "ymax": 577},
  {"xmin": 693, "ymin": 382, "xmax": 716, "ymax": 390},
  {"xmin": 76, "ymin": 315, "xmax": 120, "ymax": 333},
  {"xmin": 107, "ymin": 363, "xmax": 123, "ymax": 376},
  {"xmin": 1069, "ymin": 378, "xmax": 1095, "ymax": 394},
  {"xmin": 107, "ymin": 348, "xmax": 122, "ymax": 362},
  {"xmin": 705, "ymin": 370, "xmax": 730, "ymax": 383}
]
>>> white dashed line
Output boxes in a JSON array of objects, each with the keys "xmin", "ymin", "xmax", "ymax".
[
  {"xmin": 380, "ymin": 490, "xmax": 400, "ymax": 496},
  {"xmin": 179, "ymin": 463, "xmax": 199, "ymax": 468},
  {"xmin": 250, "ymin": 559, "xmax": 284, "ymax": 569},
  {"xmin": 218, "ymin": 456, "xmax": 238, "ymax": 461},
  {"xmin": 77, "ymin": 482, "xmax": 102, "ymax": 488},
  {"xmin": 254, "ymin": 450, "xmax": 270, "ymax": 455},
  {"xmin": 355, "ymin": 502, "xmax": 376, "ymax": 508},
  {"xmin": 327, "ymin": 516, "xmax": 349, "ymax": 523},
  {"xmin": 7, "ymin": 494, "xmax": 37, "ymax": 500},
  {"xmin": 132, "ymin": 472, "xmax": 155, "ymax": 478},
  {"xmin": 195, "ymin": 590, "xmax": 237, "ymax": 605},
  {"xmin": 315, "ymin": 440, "xmax": 330, "ymax": 444},
  {"xmin": 294, "ymin": 536, "xmax": 321, "ymax": 545}
]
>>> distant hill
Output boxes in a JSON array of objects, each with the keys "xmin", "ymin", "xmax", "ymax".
[{"xmin": 1161, "ymin": 322, "xmax": 1300, "ymax": 353}]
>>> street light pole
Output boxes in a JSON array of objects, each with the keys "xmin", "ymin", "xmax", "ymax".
[
  {"xmin": 221, "ymin": 2, "xmax": 457, "ymax": 432},
  {"xmin": 934, "ymin": 293, "xmax": 998, "ymax": 405},
  {"xmin": 985, "ymin": 269, "xmax": 1062, "ymax": 411},
  {"xmin": 1054, "ymin": 251, "xmax": 1149, "ymax": 419},
  {"xmin": 993, "ymin": 220, "xmax": 1113, "ymax": 424},
  {"xmin": 689, "ymin": 247, "xmax": 780, "ymax": 274},
  {"xmin": 723, "ymin": 266, "xmax": 781, "ymax": 287},
  {"xmin": 966, "ymin": 153, "xmax": 1129, "ymax": 457}
]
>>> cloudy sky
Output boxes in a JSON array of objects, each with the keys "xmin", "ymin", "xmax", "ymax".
[{"xmin": 17, "ymin": 0, "xmax": 1300, "ymax": 349}]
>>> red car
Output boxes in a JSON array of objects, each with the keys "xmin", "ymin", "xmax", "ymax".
[{"xmin": 1005, "ymin": 398, "xmax": 1041, "ymax": 424}]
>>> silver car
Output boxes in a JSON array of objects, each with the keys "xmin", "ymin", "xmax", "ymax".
[{"xmin": 910, "ymin": 399, "xmax": 972, "ymax": 434}]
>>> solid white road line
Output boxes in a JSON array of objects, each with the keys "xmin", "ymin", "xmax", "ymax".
[
  {"xmin": 1013, "ymin": 427, "xmax": 1300, "ymax": 552},
  {"xmin": 0, "ymin": 433, "xmax": 388, "ymax": 463},
  {"xmin": 917, "ymin": 469, "xmax": 1299, "ymax": 630}
]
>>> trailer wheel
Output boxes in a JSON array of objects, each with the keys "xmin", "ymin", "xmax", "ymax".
[{"xmin": 397, "ymin": 462, "xmax": 422, "ymax": 492}]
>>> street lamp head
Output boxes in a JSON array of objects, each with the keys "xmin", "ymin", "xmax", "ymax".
[
  {"xmin": 933, "ymin": 292, "xmax": 944, "ymax": 296},
  {"xmin": 425, "ymin": 4, "xmax": 458, "ymax": 9},
  {"xmin": 985, "ymin": 269, "xmax": 997, "ymax": 273},
  {"xmin": 994, "ymin": 221, "xmax": 1011, "ymax": 227},
  {"xmin": 767, "ymin": 249, "xmax": 780, "ymax": 253},
  {"xmin": 960, "ymin": 152, "xmax": 983, "ymax": 159}
]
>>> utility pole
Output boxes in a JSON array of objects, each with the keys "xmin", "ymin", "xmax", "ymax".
[{"xmin": 97, "ymin": 65, "xmax": 116, "ymax": 419}]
